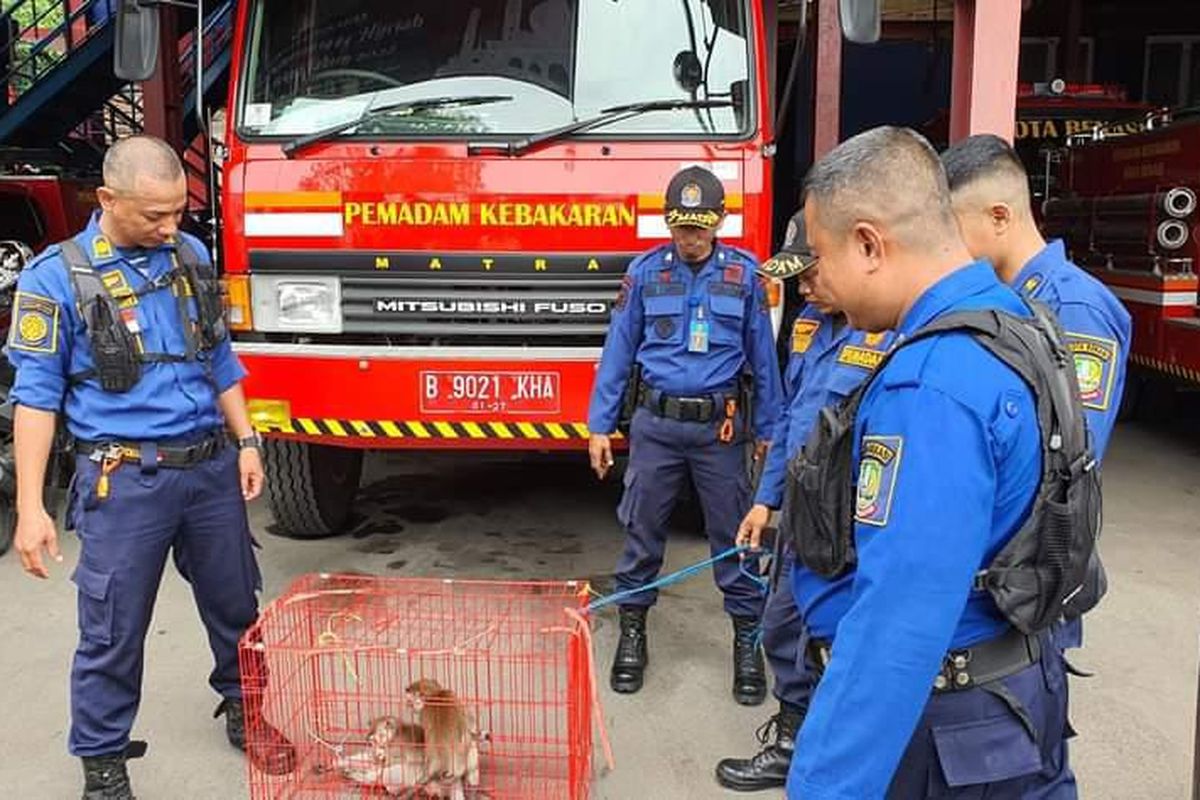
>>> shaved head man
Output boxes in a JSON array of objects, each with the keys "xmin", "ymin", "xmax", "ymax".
[
  {"xmin": 7, "ymin": 135, "xmax": 296, "ymax": 799},
  {"xmin": 942, "ymin": 133, "xmax": 1131, "ymax": 458},
  {"xmin": 96, "ymin": 135, "xmax": 189, "ymax": 250},
  {"xmin": 801, "ymin": 126, "xmax": 972, "ymax": 333},
  {"xmin": 941, "ymin": 133, "xmax": 1050, "ymax": 283},
  {"xmin": 782, "ymin": 127, "xmax": 1077, "ymax": 798}
]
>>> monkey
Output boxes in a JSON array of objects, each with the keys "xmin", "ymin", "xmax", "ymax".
[
  {"xmin": 405, "ymin": 679, "xmax": 482, "ymax": 800},
  {"xmin": 331, "ymin": 714, "xmax": 429, "ymax": 798}
]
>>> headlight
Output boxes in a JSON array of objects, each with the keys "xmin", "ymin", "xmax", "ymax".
[{"xmin": 251, "ymin": 275, "xmax": 342, "ymax": 333}]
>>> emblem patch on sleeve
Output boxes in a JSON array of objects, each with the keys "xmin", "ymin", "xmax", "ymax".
[
  {"xmin": 9, "ymin": 291, "xmax": 60, "ymax": 354},
  {"xmin": 855, "ymin": 435, "xmax": 903, "ymax": 526},
  {"xmin": 791, "ymin": 318, "xmax": 819, "ymax": 353},
  {"xmin": 1065, "ymin": 332, "xmax": 1118, "ymax": 411}
]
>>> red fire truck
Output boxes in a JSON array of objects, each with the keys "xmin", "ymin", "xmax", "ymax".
[
  {"xmin": 116, "ymin": 1, "xmax": 806, "ymax": 537},
  {"xmin": 1043, "ymin": 107, "xmax": 1200, "ymax": 412}
]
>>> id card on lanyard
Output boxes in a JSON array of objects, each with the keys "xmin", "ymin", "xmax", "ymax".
[{"xmin": 688, "ymin": 300, "xmax": 710, "ymax": 353}]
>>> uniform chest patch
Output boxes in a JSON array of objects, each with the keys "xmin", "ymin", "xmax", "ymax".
[
  {"xmin": 101, "ymin": 270, "xmax": 139, "ymax": 310},
  {"xmin": 1066, "ymin": 332, "xmax": 1118, "ymax": 411},
  {"xmin": 9, "ymin": 291, "xmax": 60, "ymax": 354},
  {"xmin": 837, "ymin": 344, "xmax": 885, "ymax": 371},
  {"xmin": 655, "ymin": 317, "xmax": 676, "ymax": 338},
  {"xmin": 792, "ymin": 319, "xmax": 819, "ymax": 353},
  {"xmin": 855, "ymin": 435, "xmax": 903, "ymax": 527}
]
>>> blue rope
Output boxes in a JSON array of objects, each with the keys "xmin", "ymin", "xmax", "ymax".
[{"xmin": 587, "ymin": 544, "xmax": 770, "ymax": 613}]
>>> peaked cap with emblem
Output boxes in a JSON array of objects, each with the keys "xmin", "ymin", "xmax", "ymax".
[
  {"xmin": 663, "ymin": 165, "xmax": 725, "ymax": 230},
  {"xmin": 760, "ymin": 207, "xmax": 817, "ymax": 279}
]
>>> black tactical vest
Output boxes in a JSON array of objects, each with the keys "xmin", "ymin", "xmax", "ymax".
[
  {"xmin": 779, "ymin": 302, "xmax": 1105, "ymax": 634},
  {"xmin": 58, "ymin": 238, "xmax": 229, "ymax": 393}
]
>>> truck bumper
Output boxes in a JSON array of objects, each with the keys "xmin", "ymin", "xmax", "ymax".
[{"xmin": 234, "ymin": 342, "xmax": 605, "ymax": 450}]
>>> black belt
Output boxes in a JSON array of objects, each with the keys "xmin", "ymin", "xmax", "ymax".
[
  {"xmin": 638, "ymin": 384, "xmax": 731, "ymax": 423},
  {"xmin": 77, "ymin": 432, "xmax": 228, "ymax": 469},
  {"xmin": 806, "ymin": 627, "xmax": 1041, "ymax": 694}
]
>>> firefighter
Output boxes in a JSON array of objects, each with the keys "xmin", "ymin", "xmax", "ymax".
[
  {"xmin": 784, "ymin": 127, "xmax": 1078, "ymax": 797},
  {"xmin": 942, "ymin": 133, "xmax": 1131, "ymax": 460},
  {"xmin": 942, "ymin": 133, "xmax": 1131, "ymax": 656},
  {"xmin": 7, "ymin": 135, "xmax": 295, "ymax": 800},
  {"xmin": 587, "ymin": 165, "xmax": 784, "ymax": 704},
  {"xmin": 715, "ymin": 209, "xmax": 896, "ymax": 791}
]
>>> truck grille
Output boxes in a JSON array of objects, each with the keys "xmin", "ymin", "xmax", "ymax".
[{"xmin": 340, "ymin": 273, "xmax": 621, "ymax": 344}]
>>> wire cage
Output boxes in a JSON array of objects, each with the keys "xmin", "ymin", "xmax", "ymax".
[{"xmin": 239, "ymin": 573, "xmax": 596, "ymax": 800}]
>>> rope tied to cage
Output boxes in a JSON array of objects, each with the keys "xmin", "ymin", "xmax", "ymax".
[{"xmin": 585, "ymin": 544, "xmax": 767, "ymax": 613}]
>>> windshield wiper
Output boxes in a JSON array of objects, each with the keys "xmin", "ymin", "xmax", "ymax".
[
  {"xmin": 281, "ymin": 95, "xmax": 513, "ymax": 158},
  {"xmin": 467, "ymin": 98, "xmax": 735, "ymax": 157}
]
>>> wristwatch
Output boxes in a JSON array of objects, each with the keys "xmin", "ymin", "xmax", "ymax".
[{"xmin": 237, "ymin": 433, "xmax": 263, "ymax": 451}]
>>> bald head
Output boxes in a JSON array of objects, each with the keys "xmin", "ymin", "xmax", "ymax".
[
  {"xmin": 102, "ymin": 135, "xmax": 184, "ymax": 194},
  {"xmin": 97, "ymin": 136, "xmax": 187, "ymax": 249},
  {"xmin": 802, "ymin": 126, "xmax": 960, "ymax": 251},
  {"xmin": 940, "ymin": 134, "xmax": 1044, "ymax": 282}
]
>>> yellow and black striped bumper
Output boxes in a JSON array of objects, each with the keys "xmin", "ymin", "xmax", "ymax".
[
  {"xmin": 254, "ymin": 418, "xmax": 597, "ymax": 441},
  {"xmin": 1131, "ymin": 354, "xmax": 1200, "ymax": 385}
]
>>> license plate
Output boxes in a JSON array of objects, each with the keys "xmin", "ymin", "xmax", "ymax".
[{"xmin": 419, "ymin": 371, "xmax": 561, "ymax": 415}]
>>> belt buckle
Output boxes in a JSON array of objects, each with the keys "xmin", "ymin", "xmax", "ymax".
[{"xmin": 673, "ymin": 398, "xmax": 696, "ymax": 421}]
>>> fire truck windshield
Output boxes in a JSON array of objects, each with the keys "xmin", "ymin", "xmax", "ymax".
[{"xmin": 238, "ymin": 0, "xmax": 754, "ymax": 140}]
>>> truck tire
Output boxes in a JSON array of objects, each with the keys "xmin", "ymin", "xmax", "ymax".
[{"xmin": 264, "ymin": 440, "xmax": 363, "ymax": 539}]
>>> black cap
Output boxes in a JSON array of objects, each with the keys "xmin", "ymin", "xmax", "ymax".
[
  {"xmin": 760, "ymin": 208, "xmax": 816, "ymax": 279},
  {"xmin": 664, "ymin": 165, "xmax": 725, "ymax": 229}
]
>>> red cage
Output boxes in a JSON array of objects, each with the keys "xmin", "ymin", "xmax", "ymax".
[{"xmin": 239, "ymin": 574, "xmax": 596, "ymax": 799}]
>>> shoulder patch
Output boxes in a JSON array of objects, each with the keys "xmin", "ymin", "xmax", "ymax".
[
  {"xmin": 9, "ymin": 291, "xmax": 60, "ymax": 354},
  {"xmin": 1020, "ymin": 273, "xmax": 1044, "ymax": 296},
  {"xmin": 837, "ymin": 344, "xmax": 885, "ymax": 371},
  {"xmin": 792, "ymin": 318, "xmax": 819, "ymax": 354},
  {"xmin": 614, "ymin": 274, "xmax": 634, "ymax": 310},
  {"xmin": 1066, "ymin": 331, "xmax": 1118, "ymax": 410},
  {"xmin": 855, "ymin": 435, "xmax": 903, "ymax": 527}
]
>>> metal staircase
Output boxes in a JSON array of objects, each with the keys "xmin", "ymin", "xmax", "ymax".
[{"xmin": 0, "ymin": 0, "xmax": 234, "ymax": 157}]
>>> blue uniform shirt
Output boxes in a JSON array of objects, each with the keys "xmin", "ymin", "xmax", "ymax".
[
  {"xmin": 757, "ymin": 307, "xmax": 896, "ymax": 508},
  {"xmin": 6, "ymin": 214, "xmax": 245, "ymax": 442},
  {"xmin": 1013, "ymin": 239, "xmax": 1131, "ymax": 459},
  {"xmin": 788, "ymin": 262, "xmax": 1043, "ymax": 799},
  {"xmin": 587, "ymin": 242, "xmax": 783, "ymax": 439}
]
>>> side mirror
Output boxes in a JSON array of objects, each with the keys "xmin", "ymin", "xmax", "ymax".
[
  {"xmin": 840, "ymin": 0, "xmax": 881, "ymax": 45},
  {"xmin": 114, "ymin": 0, "xmax": 161, "ymax": 81},
  {"xmin": 673, "ymin": 51, "xmax": 704, "ymax": 94}
]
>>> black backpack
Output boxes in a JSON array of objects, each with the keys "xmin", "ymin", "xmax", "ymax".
[{"xmin": 780, "ymin": 302, "xmax": 1104, "ymax": 634}]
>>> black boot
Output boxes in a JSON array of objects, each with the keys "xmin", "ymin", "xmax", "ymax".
[
  {"xmin": 731, "ymin": 616, "xmax": 767, "ymax": 706},
  {"xmin": 610, "ymin": 606, "xmax": 649, "ymax": 694},
  {"xmin": 81, "ymin": 754, "xmax": 135, "ymax": 800},
  {"xmin": 714, "ymin": 703, "xmax": 804, "ymax": 791},
  {"xmin": 215, "ymin": 697, "xmax": 297, "ymax": 775}
]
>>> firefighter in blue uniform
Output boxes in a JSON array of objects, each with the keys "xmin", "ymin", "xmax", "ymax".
[
  {"xmin": 785, "ymin": 127, "xmax": 1079, "ymax": 798},
  {"xmin": 943, "ymin": 134, "xmax": 1131, "ymax": 650},
  {"xmin": 7, "ymin": 136, "xmax": 294, "ymax": 800},
  {"xmin": 716, "ymin": 209, "xmax": 897, "ymax": 791},
  {"xmin": 942, "ymin": 134, "xmax": 1132, "ymax": 795},
  {"xmin": 588, "ymin": 165, "xmax": 783, "ymax": 704}
]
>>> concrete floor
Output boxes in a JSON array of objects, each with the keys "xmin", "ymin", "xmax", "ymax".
[{"xmin": 1, "ymin": 411, "xmax": 1197, "ymax": 799}]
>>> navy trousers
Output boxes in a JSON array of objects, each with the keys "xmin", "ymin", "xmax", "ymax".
[
  {"xmin": 885, "ymin": 635, "xmax": 1076, "ymax": 799},
  {"xmin": 762, "ymin": 549, "xmax": 817, "ymax": 708},
  {"xmin": 67, "ymin": 444, "xmax": 262, "ymax": 757},
  {"xmin": 614, "ymin": 407, "xmax": 763, "ymax": 618}
]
